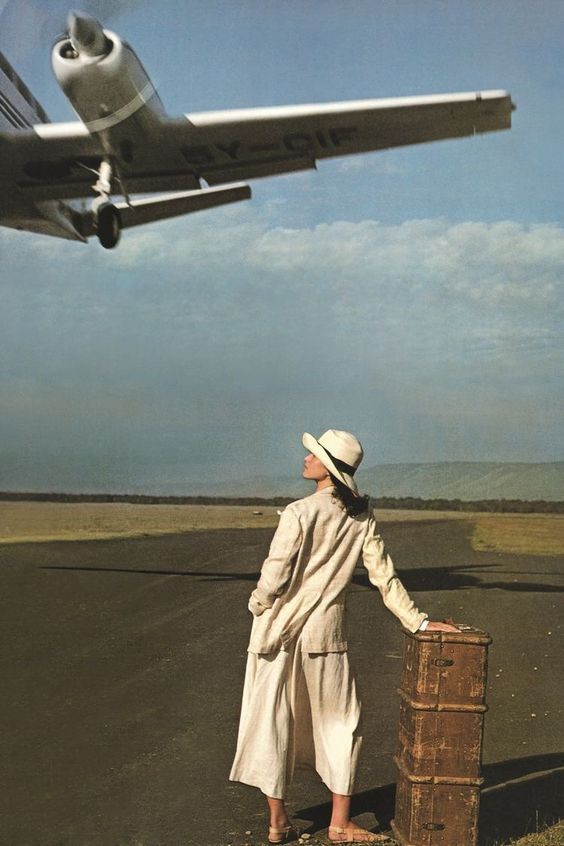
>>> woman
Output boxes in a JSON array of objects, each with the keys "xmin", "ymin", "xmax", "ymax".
[{"xmin": 230, "ymin": 429, "xmax": 457, "ymax": 844}]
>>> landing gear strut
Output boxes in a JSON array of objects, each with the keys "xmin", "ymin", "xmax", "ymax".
[{"xmin": 92, "ymin": 159, "xmax": 122, "ymax": 249}]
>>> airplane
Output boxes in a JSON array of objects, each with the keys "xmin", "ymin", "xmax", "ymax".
[{"xmin": 0, "ymin": 11, "xmax": 515, "ymax": 249}]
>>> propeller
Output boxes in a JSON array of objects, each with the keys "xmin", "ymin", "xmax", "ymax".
[{"xmin": 0, "ymin": 0, "xmax": 142, "ymax": 61}]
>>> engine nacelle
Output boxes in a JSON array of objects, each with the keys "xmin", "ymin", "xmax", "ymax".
[{"xmin": 51, "ymin": 13, "xmax": 166, "ymax": 135}]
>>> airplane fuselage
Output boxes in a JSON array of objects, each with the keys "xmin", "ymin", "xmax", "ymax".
[{"xmin": 0, "ymin": 51, "xmax": 85, "ymax": 241}]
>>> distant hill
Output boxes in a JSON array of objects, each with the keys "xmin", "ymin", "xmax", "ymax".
[
  {"xmin": 357, "ymin": 462, "xmax": 564, "ymax": 501},
  {"xmin": 2, "ymin": 462, "xmax": 563, "ymax": 504},
  {"xmin": 199, "ymin": 462, "xmax": 564, "ymax": 501}
]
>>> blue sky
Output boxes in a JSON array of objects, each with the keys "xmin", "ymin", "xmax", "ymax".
[{"xmin": 1, "ymin": 0, "xmax": 563, "ymax": 493}]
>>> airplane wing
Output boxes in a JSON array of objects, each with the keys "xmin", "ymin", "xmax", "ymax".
[
  {"xmin": 0, "ymin": 122, "xmax": 105, "ymax": 200},
  {"xmin": 176, "ymin": 90, "xmax": 514, "ymax": 187},
  {"xmin": 1, "ymin": 90, "xmax": 513, "ymax": 202},
  {"xmin": 76, "ymin": 184, "xmax": 252, "ymax": 239}
]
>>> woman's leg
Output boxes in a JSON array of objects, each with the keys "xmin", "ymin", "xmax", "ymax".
[
  {"xmin": 302, "ymin": 655, "xmax": 387, "ymax": 842},
  {"xmin": 329, "ymin": 793, "xmax": 390, "ymax": 842},
  {"xmin": 303, "ymin": 652, "xmax": 362, "ymax": 796},
  {"xmin": 230, "ymin": 650, "xmax": 294, "ymax": 798},
  {"xmin": 330, "ymin": 793, "xmax": 351, "ymax": 828},
  {"xmin": 266, "ymin": 795, "xmax": 290, "ymax": 828},
  {"xmin": 267, "ymin": 796, "xmax": 302, "ymax": 844}
]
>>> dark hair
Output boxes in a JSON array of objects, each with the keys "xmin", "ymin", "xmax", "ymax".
[{"xmin": 329, "ymin": 474, "xmax": 370, "ymax": 517}]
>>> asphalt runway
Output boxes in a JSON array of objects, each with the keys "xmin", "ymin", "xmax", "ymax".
[{"xmin": 1, "ymin": 517, "xmax": 563, "ymax": 846}]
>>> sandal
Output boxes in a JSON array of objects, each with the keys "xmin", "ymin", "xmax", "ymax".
[
  {"xmin": 268, "ymin": 825, "xmax": 300, "ymax": 843},
  {"xmin": 328, "ymin": 825, "xmax": 394, "ymax": 844},
  {"xmin": 268, "ymin": 823, "xmax": 300, "ymax": 844}
]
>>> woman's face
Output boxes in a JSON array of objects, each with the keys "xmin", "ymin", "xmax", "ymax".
[{"xmin": 302, "ymin": 452, "xmax": 330, "ymax": 482}]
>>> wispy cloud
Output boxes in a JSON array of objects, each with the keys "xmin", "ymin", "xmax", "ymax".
[
  {"xmin": 2, "ymin": 212, "xmax": 563, "ymax": 486},
  {"xmin": 334, "ymin": 155, "xmax": 403, "ymax": 175}
]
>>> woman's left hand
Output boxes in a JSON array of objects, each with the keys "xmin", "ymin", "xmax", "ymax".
[{"xmin": 426, "ymin": 620, "xmax": 460, "ymax": 632}]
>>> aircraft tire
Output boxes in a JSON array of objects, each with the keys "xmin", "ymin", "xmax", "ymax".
[{"xmin": 96, "ymin": 203, "xmax": 122, "ymax": 249}]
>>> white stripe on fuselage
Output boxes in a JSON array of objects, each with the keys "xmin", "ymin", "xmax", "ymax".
[{"xmin": 84, "ymin": 79, "xmax": 156, "ymax": 133}]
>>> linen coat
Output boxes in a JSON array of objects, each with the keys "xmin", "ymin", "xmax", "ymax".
[{"xmin": 248, "ymin": 486, "xmax": 427, "ymax": 653}]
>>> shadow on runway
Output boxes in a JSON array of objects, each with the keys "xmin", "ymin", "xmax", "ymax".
[
  {"xmin": 40, "ymin": 562, "xmax": 564, "ymax": 593},
  {"xmin": 40, "ymin": 564, "xmax": 263, "ymax": 580},
  {"xmin": 398, "ymin": 563, "xmax": 564, "ymax": 594},
  {"xmin": 480, "ymin": 752, "xmax": 564, "ymax": 845},
  {"xmin": 293, "ymin": 753, "xmax": 564, "ymax": 843}
]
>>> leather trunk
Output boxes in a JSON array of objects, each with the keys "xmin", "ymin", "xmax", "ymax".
[{"xmin": 391, "ymin": 625, "xmax": 492, "ymax": 846}]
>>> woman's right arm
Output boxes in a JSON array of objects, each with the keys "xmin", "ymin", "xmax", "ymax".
[
  {"xmin": 362, "ymin": 518, "xmax": 459, "ymax": 633},
  {"xmin": 361, "ymin": 517, "xmax": 428, "ymax": 633}
]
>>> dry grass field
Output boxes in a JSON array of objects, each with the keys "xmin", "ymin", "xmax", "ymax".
[
  {"xmin": 0, "ymin": 501, "xmax": 470, "ymax": 544},
  {"xmin": 1, "ymin": 501, "xmax": 563, "ymax": 557},
  {"xmin": 471, "ymin": 513, "xmax": 564, "ymax": 557},
  {"xmin": 505, "ymin": 821, "xmax": 564, "ymax": 846},
  {"xmin": 0, "ymin": 501, "xmax": 282, "ymax": 543}
]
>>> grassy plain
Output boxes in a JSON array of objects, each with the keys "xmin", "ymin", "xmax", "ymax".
[
  {"xmin": 504, "ymin": 821, "xmax": 564, "ymax": 846},
  {"xmin": 471, "ymin": 513, "xmax": 564, "ymax": 556},
  {"xmin": 0, "ymin": 501, "xmax": 282, "ymax": 543},
  {"xmin": 0, "ymin": 501, "xmax": 469, "ymax": 544},
  {"xmin": 1, "ymin": 501, "xmax": 564, "ymax": 557}
]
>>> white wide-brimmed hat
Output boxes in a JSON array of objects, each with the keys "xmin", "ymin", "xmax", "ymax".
[{"xmin": 302, "ymin": 429, "xmax": 364, "ymax": 495}]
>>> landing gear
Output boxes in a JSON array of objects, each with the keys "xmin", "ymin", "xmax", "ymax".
[
  {"xmin": 95, "ymin": 200, "xmax": 121, "ymax": 249},
  {"xmin": 91, "ymin": 158, "xmax": 122, "ymax": 249}
]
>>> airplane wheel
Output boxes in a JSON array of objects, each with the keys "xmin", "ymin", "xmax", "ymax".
[{"xmin": 96, "ymin": 202, "xmax": 121, "ymax": 249}]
